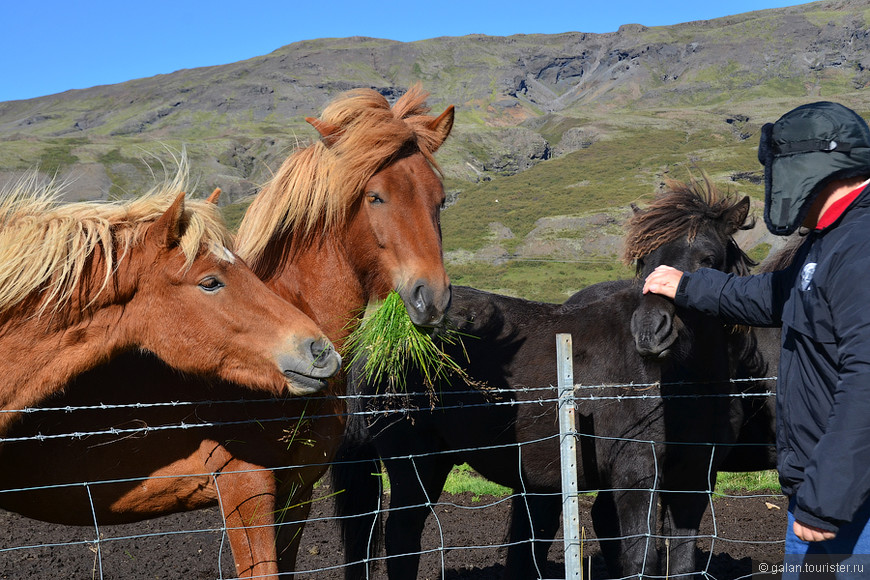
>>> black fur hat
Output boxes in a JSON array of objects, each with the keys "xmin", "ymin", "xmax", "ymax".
[{"xmin": 758, "ymin": 101, "xmax": 870, "ymax": 235}]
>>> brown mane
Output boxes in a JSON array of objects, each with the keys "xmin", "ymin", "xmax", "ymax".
[
  {"xmin": 235, "ymin": 85, "xmax": 446, "ymax": 274},
  {"xmin": 0, "ymin": 172, "xmax": 232, "ymax": 316},
  {"xmin": 623, "ymin": 174, "xmax": 755, "ymax": 270}
]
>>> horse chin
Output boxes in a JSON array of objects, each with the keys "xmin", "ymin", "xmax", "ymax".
[
  {"xmin": 647, "ymin": 347, "xmax": 672, "ymax": 360},
  {"xmin": 283, "ymin": 371, "xmax": 330, "ymax": 395},
  {"xmin": 407, "ymin": 308, "xmax": 445, "ymax": 327}
]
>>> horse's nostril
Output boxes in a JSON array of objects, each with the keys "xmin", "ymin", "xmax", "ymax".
[
  {"xmin": 310, "ymin": 338, "xmax": 333, "ymax": 368},
  {"xmin": 654, "ymin": 311, "xmax": 672, "ymax": 337},
  {"xmin": 412, "ymin": 283, "xmax": 433, "ymax": 315},
  {"xmin": 413, "ymin": 285, "xmax": 425, "ymax": 312}
]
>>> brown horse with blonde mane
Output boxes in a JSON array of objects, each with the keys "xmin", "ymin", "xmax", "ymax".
[
  {"xmin": 0, "ymin": 86, "xmax": 454, "ymax": 579},
  {"xmin": 236, "ymin": 84, "xmax": 454, "ymax": 332},
  {"xmin": 0, "ymin": 173, "xmax": 340, "ymax": 435}
]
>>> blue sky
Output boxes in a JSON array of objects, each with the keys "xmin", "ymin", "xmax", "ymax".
[{"xmin": 2, "ymin": 0, "xmax": 816, "ymax": 103}]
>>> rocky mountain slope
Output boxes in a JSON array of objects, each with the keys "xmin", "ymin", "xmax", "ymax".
[{"xmin": 1, "ymin": 0, "xmax": 868, "ymax": 298}]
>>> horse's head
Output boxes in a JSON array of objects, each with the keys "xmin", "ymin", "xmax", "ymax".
[
  {"xmin": 309, "ymin": 87, "xmax": 454, "ymax": 327},
  {"xmin": 346, "ymin": 146, "xmax": 453, "ymax": 326},
  {"xmin": 236, "ymin": 86, "xmax": 454, "ymax": 330},
  {"xmin": 125, "ymin": 193, "xmax": 342, "ymax": 395},
  {"xmin": 625, "ymin": 176, "xmax": 753, "ymax": 358},
  {"xmin": 441, "ymin": 285, "xmax": 502, "ymax": 336}
]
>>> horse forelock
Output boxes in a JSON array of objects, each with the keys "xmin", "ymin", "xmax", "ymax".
[
  {"xmin": 623, "ymin": 175, "xmax": 753, "ymax": 275},
  {"xmin": 235, "ymin": 85, "xmax": 446, "ymax": 269},
  {"xmin": 0, "ymin": 175, "xmax": 233, "ymax": 317}
]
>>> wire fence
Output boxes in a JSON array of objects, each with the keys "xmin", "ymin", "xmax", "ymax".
[{"xmin": 0, "ymin": 369, "xmax": 782, "ymax": 579}]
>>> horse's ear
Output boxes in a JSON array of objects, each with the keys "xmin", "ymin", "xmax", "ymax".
[
  {"xmin": 150, "ymin": 192, "xmax": 186, "ymax": 248},
  {"xmin": 725, "ymin": 196, "xmax": 752, "ymax": 234},
  {"xmin": 206, "ymin": 188, "xmax": 221, "ymax": 204},
  {"xmin": 630, "ymin": 202, "xmax": 642, "ymax": 214},
  {"xmin": 427, "ymin": 106, "xmax": 455, "ymax": 152},
  {"xmin": 306, "ymin": 117, "xmax": 343, "ymax": 147}
]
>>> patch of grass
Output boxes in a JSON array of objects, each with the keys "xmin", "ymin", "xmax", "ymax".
[
  {"xmin": 536, "ymin": 115, "xmax": 591, "ymax": 147},
  {"xmin": 748, "ymin": 242, "xmax": 772, "ymax": 264},
  {"xmin": 819, "ymin": 70, "xmax": 862, "ymax": 97},
  {"xmin": 221, "ymin": 200, "xmax": 252, "ymax": 232},
  {"xmin": 375, "ymin": 463, "xmax": 510, "ymax": 501},
  {"xmin": 37, "ymin": 140, "xmax": 82, "ymax": 174},
  {"xmin": 691, "ymin": 61, "xmax": 743, "ymax": 85},
  {"xmin": 716, "ymin": 470, "xmax": 781, "ymax": 494},
  {"xmin": 98, "ymin": 147, "xmax": 140, "ymax": 166},
  {"xmin": 443, "ymin": 464, "xmax": 511, "ymax": 501},
  {"xmin": 804, "ymin": 9, "xmax": 856, "ymax": 28},
  {"xmin": 447, "ymin": 260, "xmax": 633, "ymax": 303},
  {"xmin": 437, "ymin": 466, "xmax": 779, "ymax": 502}
]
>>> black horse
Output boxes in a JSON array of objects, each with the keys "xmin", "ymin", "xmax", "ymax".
[{"xmin": 334, "ymin": 178, "xmax": 757, "ymax": 579}]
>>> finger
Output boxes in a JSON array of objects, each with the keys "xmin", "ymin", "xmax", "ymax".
[
  {"xmin": 794, "ymin": 521, "xmax": 836, "ymax": 542},
  {"xmin": 644, "ymin": 274, "xmax": 678, "ymax": 298}
]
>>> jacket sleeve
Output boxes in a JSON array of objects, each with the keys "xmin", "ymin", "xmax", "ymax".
[
  {"xmin": 793, "ymin": 252, "xmax": 870, "ymax": 532},
  {"xmin": 674, "ymin": 267, "xmax": 790, "ymax": 327}
]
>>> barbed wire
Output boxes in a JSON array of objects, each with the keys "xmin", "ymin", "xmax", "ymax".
[
  {"xmin": 0, "ymin": 376, "xmax": 777, "ymax": 444},
  {"xmin": 0, "ymin": 375, "xmax": 777, "ymax": 415},
  {"xmin": 0, "ymin": 379, "xmax": 783, "ymax": 579}
]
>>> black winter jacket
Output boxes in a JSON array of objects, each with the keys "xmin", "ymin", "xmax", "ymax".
[{"xmin": 675, "ymin": 185, "xmax": 870, "ymax": 534}]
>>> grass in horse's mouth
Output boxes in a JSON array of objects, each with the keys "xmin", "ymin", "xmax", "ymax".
[{"xmin": 344, "ymin": 291, "xmax": 467, "ymax": 392}]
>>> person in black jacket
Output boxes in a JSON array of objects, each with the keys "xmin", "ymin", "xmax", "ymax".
[{"xmin": 644, "ymin": 101, "xmax": 870, "ymax": 576}]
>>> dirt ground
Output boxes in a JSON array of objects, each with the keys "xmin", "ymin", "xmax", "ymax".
[{"xmin": 0, "ymin": 476, "xmax": 787, "ymax": 580}]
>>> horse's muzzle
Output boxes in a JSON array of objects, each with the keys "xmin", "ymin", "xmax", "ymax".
[
  {"xmin": 401, "ymin": 280, "xmax": 451, "ymax": 327},
  {"xmin": 280, "ymin": 338, "xmax": 342, "ymax": 394},
  {"xmin": 631, "ymin": 296, "xmax": 679, "ymax": 359}
]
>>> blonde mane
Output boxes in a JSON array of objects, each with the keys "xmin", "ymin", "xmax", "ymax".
[
  {"xmin": 236, "ymin": 85, "xmax": 445, "ymax": 270},
  {"xmin": 0, "ymin": 172, "xmax": 233, "ymax": 315}
]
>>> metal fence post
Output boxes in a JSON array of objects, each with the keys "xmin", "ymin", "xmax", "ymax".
[{"xmin": 557, "ymin": 333, "xmax": 581, "ymax": 579}]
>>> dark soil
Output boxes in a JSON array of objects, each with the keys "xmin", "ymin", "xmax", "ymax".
[{"xmin": 0, "ymin": 478, "xmax": 787, "ymax": 580}]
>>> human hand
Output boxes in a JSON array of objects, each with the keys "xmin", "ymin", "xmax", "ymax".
[
  {"xmin": 642, "ymin": 265, "xmax": 684, "ymax": 299},
  {"xmin": 793, "ymin": 519, "xmax": 836, "ymax": 542}
]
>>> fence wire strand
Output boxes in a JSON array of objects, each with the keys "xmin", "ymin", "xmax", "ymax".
[{"xmin": 0, "ymin": 376, "xmax": 782, "ymax": 579}]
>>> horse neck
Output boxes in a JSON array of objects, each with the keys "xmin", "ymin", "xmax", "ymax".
[
  {"xmin": 0, "ymin": 299, "xmax": 133, "ymax": 434},
  {"xmin": 0, "ymin": 240, "xmax": 148, "ymax": 434},
  {"xmin": 670, "ymin": 311, "xmax": 732, "ymax": 384},
  {"xmin": 265, "ymin": 237, "xmax": 368, "ymax": 349}
]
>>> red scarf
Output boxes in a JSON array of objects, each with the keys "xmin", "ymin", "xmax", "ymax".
[{"xmin": 815, "ymin": 182, "xmax": 869, "ymax": 230}]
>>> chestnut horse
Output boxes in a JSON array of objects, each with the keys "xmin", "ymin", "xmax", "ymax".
[
  {"xmin": 0, "ymin": 175, "xmax": 339, "ymax": 435},
  {"xmin": 0, "ymin": 86, "xmax": 454, "ymax": 579}
]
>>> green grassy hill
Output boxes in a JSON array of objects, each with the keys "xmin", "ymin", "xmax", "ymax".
[{"xmin": 2, "ymin": 0, "xmax": 869, "ymax": 299}]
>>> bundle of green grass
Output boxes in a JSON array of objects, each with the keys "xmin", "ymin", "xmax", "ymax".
[{"xmin": 344, "ymin": 291, "xmax": 468, "ymax": 392}]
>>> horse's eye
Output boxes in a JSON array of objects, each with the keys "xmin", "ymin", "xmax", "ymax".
[
  {"xmin": 367, "ymin": 193, "xmax": 384, "ymax": 204},
  {"xmin": 699, "ymin": 256, "xmax": 717, "ymax": 268},
  {"xmin": 198, "ymin": 276, "xmax": 225, "ymax": 293}
]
